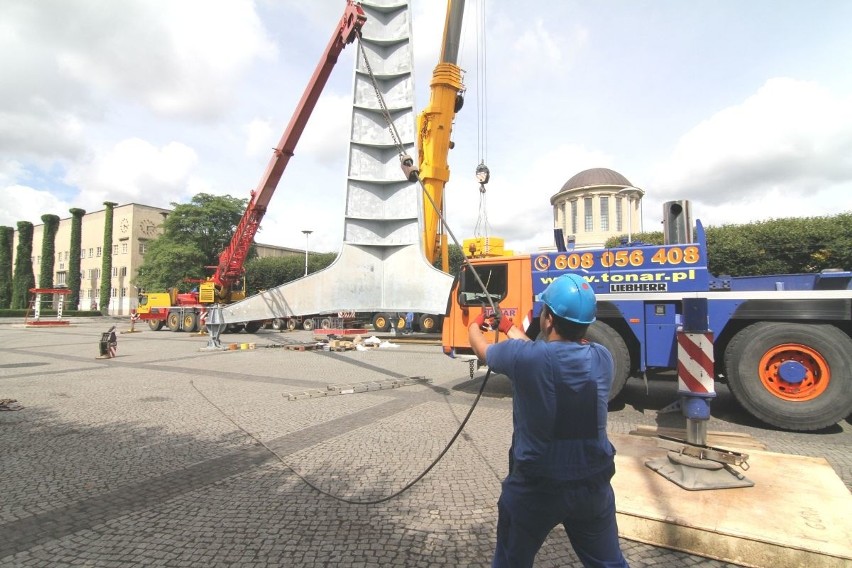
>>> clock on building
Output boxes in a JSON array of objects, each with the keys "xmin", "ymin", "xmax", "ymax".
[
  {"xmin": 119, "ymin": 218, "xmax": 129, "ymax": 233},
  {"xmin": 138, "ymin": 219, "xmax": 157, "ymax": 236}
]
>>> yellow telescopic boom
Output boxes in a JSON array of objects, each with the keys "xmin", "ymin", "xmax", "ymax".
[{"xmin": 417, "ymin": 0, "xmax": 466, "ymax": 272}]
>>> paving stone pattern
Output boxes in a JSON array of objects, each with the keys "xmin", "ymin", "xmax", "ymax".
[{"xmin": 1, "ymin": 320, "xmax": 849, "ymax": 567}]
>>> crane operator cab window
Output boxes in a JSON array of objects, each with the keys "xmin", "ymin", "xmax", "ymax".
[{"xmin": 458, "ymin": 263, "xmax": 508, "ymax": 306}]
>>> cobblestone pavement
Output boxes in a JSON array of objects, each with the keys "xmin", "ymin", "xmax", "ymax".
[{"xmin": 1, "ymin": 319, "xmax": 849, "ymax": 567}]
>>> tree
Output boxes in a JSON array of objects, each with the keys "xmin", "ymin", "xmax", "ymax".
[
  {"xmin": 135, "ymin": 240, "xmax": 208, "ymax": 292},
  {"xmin": 11, "ymin": 221, "xmax": 35, "ymax": 309},
  {"xmin": 0, "ymin": 226, "xmax": 13, "ymax": 308},
  {"xmin": 39, "ymin": 214, "xmax": 60, "ymax": 289},
  {"xmin": 162, "ymin": 193, "xmax": 248, "ymax": 266},
  {"xmin": 135, "ymin": 193, "xmax": 249, "ymax": 291},
  {"xmin": 100, "ymin": 202, "xmax": 117, "ymax": 312},
  {"xmin": 68, "ymin": 208, "xmax": 86, "ymax": 310}
]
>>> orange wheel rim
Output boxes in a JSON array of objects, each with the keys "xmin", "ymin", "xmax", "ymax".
[{"xmin": 758, "ymin": 343, "xmax": 830, "ymax": 402}]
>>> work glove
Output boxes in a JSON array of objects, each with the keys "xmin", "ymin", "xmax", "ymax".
[
  {"xmin": 493, "ymin": 313, "xmax": 513, "ymax": 335},
  {"xmin": 474, "ymin": 312, "xmax": 488, "ymax": 329}
]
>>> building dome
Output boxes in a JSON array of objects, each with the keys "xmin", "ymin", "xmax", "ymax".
[{"xmin": 559, "ymin": 167, "xmax": 632, "ymax": 193}]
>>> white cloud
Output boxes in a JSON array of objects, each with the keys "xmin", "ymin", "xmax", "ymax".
[
  {"xmin": 0, "ymin": 185, "xmax": 71, "ymax": 227},
  {"xmin": 450, "ymin": 143, "xmax": 614, "ymax": 253},
  {"xmin": 651, "ymin": 78, "xmax": 852, "ymax": 224},
  {"xmin": 63, "ymin": 138, "xmax": 199, "ymax": 211}
]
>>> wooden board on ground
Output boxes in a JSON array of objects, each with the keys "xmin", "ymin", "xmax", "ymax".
[{"xmin": 612, "ymin": 432, "xmax": 851, "ymax": 567}]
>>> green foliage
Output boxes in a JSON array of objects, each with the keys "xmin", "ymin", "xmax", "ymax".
[
  {"xmin": 68, "ymin": 208, "xmax": 86, "ymax": 309},
  {"xmin": 162, "ymin": 193, "xmax": 248, "ymax": 267},
  {"xmin": 705, "ymin": 214, "xmax": 852, "ymax": 276},
  {"xmin": 244, "ymin": 252, "xmax": 337, "ymax": 296},
  {"xmin": 0, "ymin": 226, "xmax": 13, "ymax": 308},
  {"xmin": 136, "ymin": 193, "xmax": 250, "ymax": 291},
  {"xmin": 100, "ymin": 203, "xmax": 117, "ymax": 311},
  {"xmin": 600, "ymin": 215, "xmax": 852, "ymax": 277},
  {"xmin": 11, "ymin": 221, "xmax": 35, "ymax": 309},
  {"xmin": 39, "ymin": 214, "xmax": 60, "ymax": 289},
  {"xmin": 604, "ymin": 231, "xmax": 665, "ymax": 248},
  {"xmin": 135, "ymin": 239, "xmax": 207, "ymax": 292}
]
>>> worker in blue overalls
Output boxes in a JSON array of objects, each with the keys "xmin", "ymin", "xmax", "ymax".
[{"xmin": 468, "ymin": 274, "xmax": 628, "ymax": 568}]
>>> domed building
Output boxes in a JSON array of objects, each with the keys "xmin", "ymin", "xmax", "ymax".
[{"xmin": 550, "ymin": 167, "xmax": 644, "ymax": 249}]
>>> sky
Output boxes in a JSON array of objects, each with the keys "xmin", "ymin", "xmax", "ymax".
[{"xmin": 2, "ymin": 0, "xmax": 852, "ymax": 254}]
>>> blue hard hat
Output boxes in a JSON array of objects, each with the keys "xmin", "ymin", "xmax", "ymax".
[{"xmin": 538, "ymin": 274, "xmax": 596, "ymax": 324}]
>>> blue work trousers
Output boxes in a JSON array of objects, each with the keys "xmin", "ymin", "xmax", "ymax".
[{"xmin": 492, "ymin": 466, "xmax": 628, "ymax": 568}]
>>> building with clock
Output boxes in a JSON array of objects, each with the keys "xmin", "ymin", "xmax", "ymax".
[{"xmin": 13, "ymin": 202, "xmax": 304, "ymax": 315}]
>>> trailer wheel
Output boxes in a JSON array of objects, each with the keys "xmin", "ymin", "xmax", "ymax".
[
  {"xmin": 320, "ymin": 318, "xmax": 333, "ymax": 329},
  {"xmin": 147, "ymin": 319, "xmax": 164, "ymax": 331},
  {"xmin": 725, "ymin": 322, "xmax": 852, "ymax": 431},
  {"xmin": 418, "ymin": 313, "xmax": 441, "ymax": 333},
  {"xmin": 271, "ymin": 318, "xmax": 284, "ymax": 331},
  {"xmin": 585, "ymin": 321, "xmax": 630, "ymax": 401},
  {"xmin": 244, "ymin": 321, "xmax": 262, "ymax": 333},
  {"xmin": 182, "ymin": 313, "xmax": 198, "ymax": 333},
  {"xmin": 167, "ymin": 312, "xmax": 181, "ymax": 332},
  {"xmin": 372, "ymin": 313, "xmax": 390, "ymax": 332},
  {"xmin": 287, "ymin": 319, "xmax": 297, "ymax": 331},
  {"xmin": 302, "ymin": 318, "xmax": 315, "ymax": 331}
]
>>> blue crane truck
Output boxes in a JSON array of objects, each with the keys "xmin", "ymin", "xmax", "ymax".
[{"xmin": 442, "ymin": 201, "xmax": 852, "ymax": 431}]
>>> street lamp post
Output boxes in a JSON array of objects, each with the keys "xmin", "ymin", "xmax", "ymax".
[
  {"xmin": 616, "ymin": 187, "xmax": 644, "ymax": 244},
  {"xmin": 301, "ymin": 230, "xmax": 313, "ymax": 276}
]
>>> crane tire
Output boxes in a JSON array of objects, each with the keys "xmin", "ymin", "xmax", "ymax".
[
  {"xmin": 167, "ymin": 312, "xmax": 181, "ymax": 332},
  {"xmin": 585, "ymin": 321, "xmax": 630, "ymax": 401},
  {"xmin": 182, "ymin": 313, "xmax": 198, "ymax": 333},
  {"xmin": 244, "ymin": 321, "xmax": 262, "ymax": 333},
  {"xmin": 724, "ymin": 322, "xmax": 852, "ymax": 431},
  {"xmin": 372, "ymin": 313, "xmax": 390, "ymax": 333},
  {"xmin": 148, "ymin": 320, "xmax": 164, "ymax": 331},
  {"xmin": 418, "ymin": 313, "xmax": 441, "ymax": 333}
]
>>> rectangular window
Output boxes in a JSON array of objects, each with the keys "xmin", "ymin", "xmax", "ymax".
[
  {"xmin": 139, "ymin": 242, "xmax": 148, "ymax": 254},
  {"xmin": 121, "ymin": 243, "xmax": 128, "ymax": 254},
  {"xmin": 111, "ymin": 288, "xmax": 117, "ymax": 298},
  {"xmin": 89, "ymin": 268, "xmax": 99, "ymax": 279},
  {"xmin": 81, "ymin": 250, "xmax": 85, "ymax": 259},
  {"xmin": 88, "ymin": 248, "xmax": 93, "ymax": 258},
  {"xmin": 584, "ymin": 198, "xmax": 593, "ymax": 232},
  {"xmin": 121, "ymin": 287, "xmax": 127, "ymax": 298},
  {"xmin": 458, "ymin": 263, "xmax": 509, "ymax": 307},
  {"xmin": 112, "ymin": 267, "xmax": 118, "ymax": 277},
  {"xmin": 96, "ymin": 246, "xmax": 102, "ymax": 257},
  {"xmin": 113, "ymin": 244, "xmax": 118, "ymax": 255},
  {"xmin": 56, "ymin": 272, "xmax": 67, "ymax": 285},
  {"xmin": 600, "ymin": 196, "xmax": 609, "ymax": 231},
  {"xmin": 570, "ymin": 200, "xmax": 578, "ymax": 235},
  {"xmin": 120, "ymin": 266, "xmax": 127, "ymax": 277},
  {"xmin": 616, "ymin": 197, "xmax": 623, "ymax": 232}
]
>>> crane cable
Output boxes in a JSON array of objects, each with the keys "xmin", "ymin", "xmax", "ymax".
[
  {"xmin": 472, "ymin": 0, "xmax": 492, "ymax": 247},
  {"xmin": 192, "ymin": 28, "xmax": 503, "ymax": 506}
]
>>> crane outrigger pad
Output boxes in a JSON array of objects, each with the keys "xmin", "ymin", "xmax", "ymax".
[{"xmin": 612, "ymin": 432, "xmax": 852, "ymax": 567}]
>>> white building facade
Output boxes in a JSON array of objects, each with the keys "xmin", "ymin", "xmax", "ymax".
[{"xmin": 550, "ymin": 167, "xmax": 645, "ymax": 249}]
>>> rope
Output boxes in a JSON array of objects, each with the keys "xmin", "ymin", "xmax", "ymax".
[{"xmin": 190, "ymin": 368, "xmax": 492, "ymax": 505}]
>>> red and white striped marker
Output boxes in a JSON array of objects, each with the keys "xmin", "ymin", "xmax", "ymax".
[{"xmin": 676, "ymin": 331, "xmax": 715, "ymax": 395}]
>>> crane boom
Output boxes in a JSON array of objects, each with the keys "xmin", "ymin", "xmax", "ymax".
[
  {"xmin": 417, "ymin": 0, "xmax": 466, "ymax": 272},
  {"xmin": 212, "ymin": 1, "xmax": 367, "ymax": 295}
]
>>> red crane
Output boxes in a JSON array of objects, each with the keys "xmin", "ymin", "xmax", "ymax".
[{"xmin": 211, "ymin": 1, "xmax": 366, "ymax": 300}]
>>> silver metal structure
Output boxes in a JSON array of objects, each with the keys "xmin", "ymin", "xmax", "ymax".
[{"xmin": 223, "ymin": 0, "xmax": 453, "ymax": 325}]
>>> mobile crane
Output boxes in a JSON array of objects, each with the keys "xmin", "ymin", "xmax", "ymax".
[
  {"xmin": 137, "ymin": 1, "xmax": 367, "ymax": 333},
  {"xmin": 442, "ymin": 200, "xmax": 852, "ymax": 432}
]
